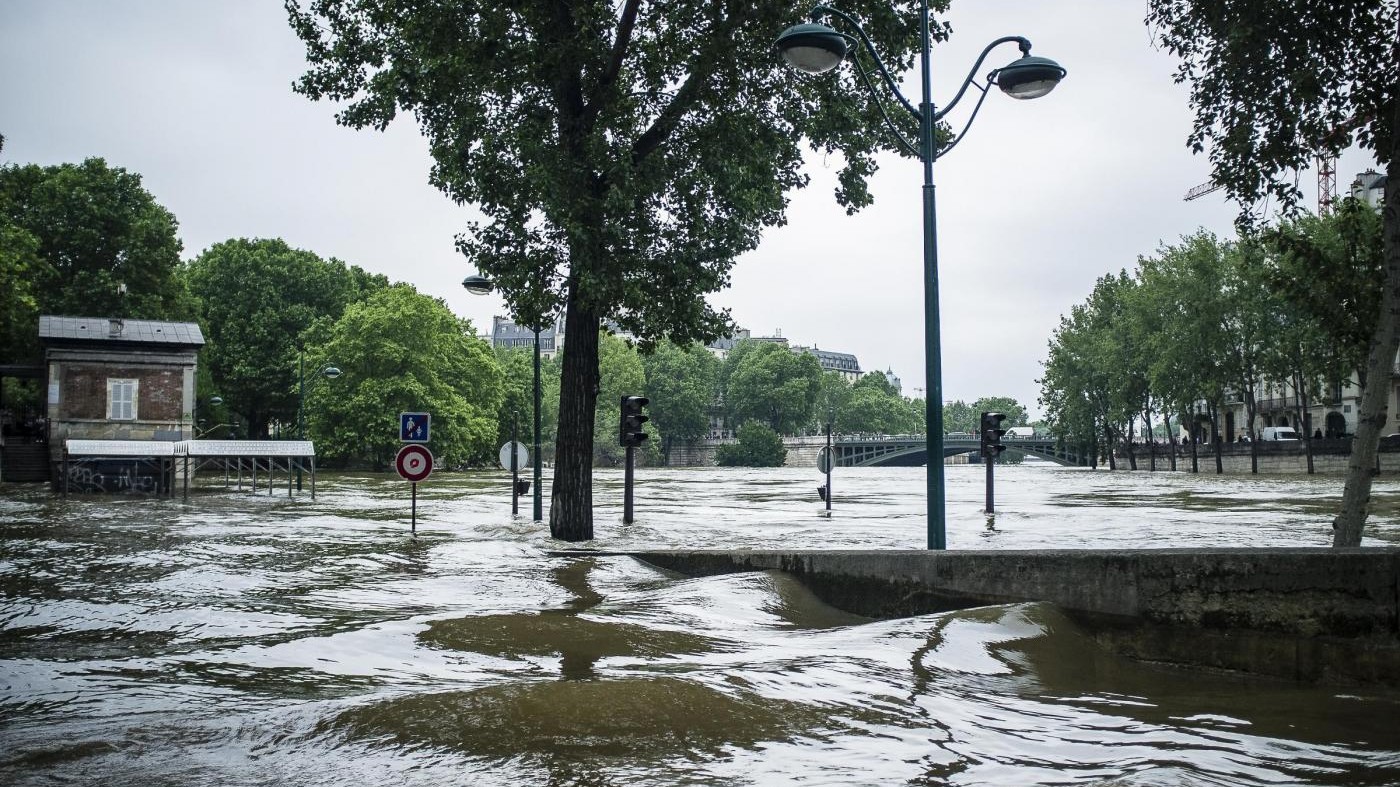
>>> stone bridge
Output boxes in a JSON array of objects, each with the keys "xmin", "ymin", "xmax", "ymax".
[{"xmin": 831, "ymin": 434, "xmax": 1086, "ymax": 467}]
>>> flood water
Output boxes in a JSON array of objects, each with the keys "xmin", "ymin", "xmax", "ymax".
[{"xmin": 3, "ymin": 463, "xmax": 1400, "ymax": 786}]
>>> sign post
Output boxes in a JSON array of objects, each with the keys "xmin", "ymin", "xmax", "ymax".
[
  {"xmin": 395, "ymin": 443, "xmax": 433, "ymax": 536},
  {"xmin": 498, "ymin": 439, "xmax": 529, "ymax": 517}
]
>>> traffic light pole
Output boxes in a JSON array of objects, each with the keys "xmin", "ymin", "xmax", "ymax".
[
  {"xmin": 985, "ymin": 447, "xmax": 995, "ymax": 514},
  {"xmin": 623, "ymin": 445, "xmax": 635, "ymax": 524}
]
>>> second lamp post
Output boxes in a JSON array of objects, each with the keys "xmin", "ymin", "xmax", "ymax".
[
  {"xmin": 464, "ymin": 274, "xmax": 543, "ymax": 523},
  {"xmin": 776, "ymin": 2, "xmax": 1065, "ymax": 549}
]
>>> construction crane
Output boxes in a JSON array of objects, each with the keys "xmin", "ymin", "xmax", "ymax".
[{"xmin": 1184, "ymin": 150, "xmax": 1338, "ymax": 214}]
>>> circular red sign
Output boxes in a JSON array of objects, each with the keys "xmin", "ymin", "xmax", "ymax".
[{"xmin": 395, "ymin": 444, "xmax": 434, "ymax": 482}]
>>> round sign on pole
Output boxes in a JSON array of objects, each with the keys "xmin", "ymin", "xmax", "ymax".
[
  {"xmin": 817, "ymin": 446, "xmax": 833, "ymax": 475},
  {"xmin": 498, "ymin": 441, "xmax": 529, "ymax": 471},
  {"xmin": 396, "ymin": 444, "xmax": 434, "ymax": 482}
]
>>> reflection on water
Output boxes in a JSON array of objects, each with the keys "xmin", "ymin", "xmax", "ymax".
[{"xmin": 2, "ymin": 465, "xmax": 1399, "ymax": 785}]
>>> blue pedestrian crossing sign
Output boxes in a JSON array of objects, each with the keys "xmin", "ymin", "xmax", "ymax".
[{"xmin": 400, "ymin": 412, "xmax": 430, "ymax": 443}]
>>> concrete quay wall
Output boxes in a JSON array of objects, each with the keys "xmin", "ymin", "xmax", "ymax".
[
  {"xmin": 667, "ymin": 437, "xmax": 828, "ymax": 468},
  {"xmin": 620, "ymin": 548, "xmax": 1400, "ymax": 686}
]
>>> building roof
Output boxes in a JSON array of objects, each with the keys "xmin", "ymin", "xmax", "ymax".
[{"xmin": 39, "ymin": 315, "xmax": 205, "ymax": 347}]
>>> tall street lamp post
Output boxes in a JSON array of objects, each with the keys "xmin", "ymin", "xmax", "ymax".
[
  {"xmin": 297, "ymin": 350, "xmax": 341, "ymax": 490},
  {"xmin": 464, "ymin": 274, "xmax": 543, "ymax": 523},
  {"xmin": 776, "ymin": 3, "xmax": 1065, "ymax": 549}
]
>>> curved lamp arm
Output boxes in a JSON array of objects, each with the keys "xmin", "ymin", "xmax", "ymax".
[
  {"xmin": 932, "ymin": 36, "xmax": 1029, "ymax": 121},
  {"xmin": 809, "ymin": 5, "xmax": 918, "ymax": 121}
]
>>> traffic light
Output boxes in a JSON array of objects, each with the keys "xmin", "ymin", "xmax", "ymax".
[
  {"xmin": 620, "ymin": 395, "xmax": 649, "ymax": 447},
  {"xmin": 980, "ymin": 411, "xmax": 1007, "ymax": 457}
]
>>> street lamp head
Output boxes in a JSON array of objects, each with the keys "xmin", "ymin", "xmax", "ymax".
[
  {"xmin": 321, "ymin": 366, "xmax": 342, "ymax": 379},
  {"xmin": 775, "ymin": 21, "xmax": 848, "ymax": 74},
  {"xmin": 462, "ymin": 274, "xmax": 495, "ymax": 295},
  {"xmin": 209, "ymin": 395, "xmax": 223, "ymax": 406},
  {"xmin": 993, "ymin": 54, "xmax": 1067, "ymax": 100}
]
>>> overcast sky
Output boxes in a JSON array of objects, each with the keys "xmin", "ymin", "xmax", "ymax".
[{"xmin": 1, "ymin": 1, "xmax": 1378, "ymax": 418}]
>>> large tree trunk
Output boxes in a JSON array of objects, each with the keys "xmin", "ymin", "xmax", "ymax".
[
  {"xmin": 549, "ymin": 295, "xmax": 602, "ymax": 542},
  {"xmin": 1335, "ymin": 151, "xmax": 1400, "ymax": 547}
]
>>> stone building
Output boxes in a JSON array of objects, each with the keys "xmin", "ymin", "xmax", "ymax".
[{"xmin": 40, "ymin": 315, "xmax": 204, "ymax": 471}]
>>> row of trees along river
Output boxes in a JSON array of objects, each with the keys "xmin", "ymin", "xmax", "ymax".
[
  {"xmin": 0, "ymin": 156, "xmax": 1034, "ymax": 472},
  {"xmin": 1038, "ymin": 199, "xmax": 1383, "ymax": 475}
]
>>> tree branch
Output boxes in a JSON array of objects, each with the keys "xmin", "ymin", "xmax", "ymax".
[{"xmin": 582, "ymin": 0, "xmax": 643, "ymax": 128}]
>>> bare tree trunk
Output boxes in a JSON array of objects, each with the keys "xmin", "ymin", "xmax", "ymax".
[
  {"xmin": 1294, "ymin": 370, "xmax": 1315, "ymax": 475},
  {"xmin": 1126, "ymin": 420, "xmax": 1137, "ymax": 470},
  {"xmin": 549, "ymin": 296, "xmax": 601, "ymax": 542},
  {"xmin": 1335, "ymin": 151, "xmax": 1400, "ymax": 547},
  {"xmin": 1241, "ymin": 393, "xmax": 1259, "ymax": 474},
  {"xmin": 1209, "ymin": 403, "xmax": 1223, "ymax": 474},
  {"xmin": 1164, "ymin": 411, "xmax": 1178, "ymax": 471},
  {"xmin": 1105, "ymin": 422, "xmax": 1117, "ymax": 471}
]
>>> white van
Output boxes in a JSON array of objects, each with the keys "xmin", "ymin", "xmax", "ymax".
[{"xmin": 1260, "ymin": 427, "xmax": 1301, "ymax": 441}]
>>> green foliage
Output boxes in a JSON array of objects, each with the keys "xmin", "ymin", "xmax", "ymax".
[
  {"xmin": 1147, "ymin": 0, "xmax": 1395, "ymax": 220},
  {"xmin": 715, "ymin": 421, "xmax": 787, "ymax": 467},
  {"xmin": 0, "ymin": 158, "xmax": 188, "ymax": 359},
  {"xmin": 185, "ymin": 238, "xmax": 389, "ymax": 437},
  {"xmin": 1147, "ymin": 0, "xmax": 1398, "ymax": 543},
  {"xmin": 642, "ymin": 341, "xmax": 719, "ymax": 450},
  {"xmin": 723, "ymin": 340, "xmax": 823, "ymax": 435},
  {"xmin": 0, "ymin": 221, "xmax": 41, "ymax": 364},
  {"xmin": 1260, "ymin": 199, "xmax": 1384, "ymax": 388},
  {"xmin": 288, "ymin": 0, "xmax": 944, "ymax": 536},
  {"xmin": 303, "ymin": 285, "xmax": 503, "ymax": 468},
  {"xmin": 971, "ymin": 397, "xmax": 1029, "ymax": 428},
  {"xmin": 593, "ymin": 333, "xmax": 654, "ymax": 466}
]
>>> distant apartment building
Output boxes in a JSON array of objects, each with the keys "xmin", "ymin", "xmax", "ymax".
[
  {"xmin": 490, "ymin": 316, "xmax": 563, "ymax": 359},
  {"xmin": 795, "ymin": 346, "xmax": 862, "ymax": 383},
  {"xmin": 1351, "ymin": 169, "xmax": 1387, "ymax": 210}
]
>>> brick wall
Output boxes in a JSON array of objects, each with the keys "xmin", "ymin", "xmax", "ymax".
[{"xmin": 60, "ymin": 364, "xmax": 183, "ymax": 421}]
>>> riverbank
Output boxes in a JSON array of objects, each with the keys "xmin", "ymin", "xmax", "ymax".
[{"xmin": 596, "ymin": 548, "xmax": 1400, "ymax": 687}]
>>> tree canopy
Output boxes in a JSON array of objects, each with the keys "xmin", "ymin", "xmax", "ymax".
[
  {"xmin": 303, "ymin": 285, "xmax": 503, "ymax": 469},
  {"xmin": 287, "ymin": 0, "xmax": 937, "ymax": 539},
  {"xmin": 185, "ymin": 237, "xmax": 390, "ymax": 438},
  {"xmin": 1147, "ymin": 0, "xmax": 1398, "ymax": 545},
  {"xmin": 723, "ymin": 341, "xmax": 823, "ymax": 435},
  {"xmin": 0, "ymin": 158, "xmax": 187, "ymax": 361}
]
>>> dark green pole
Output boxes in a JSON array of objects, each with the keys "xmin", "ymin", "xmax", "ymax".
[
  {"xmin": 919, "ymin": 0, "xmax": 946, "ymax": 549},
  {"xmin": 296, "ymin": 351, "xmax": 306, "ymax": 491},
  {"xmin": 533, "ymin": 326, "xmax": 542, "ymax": 522}
]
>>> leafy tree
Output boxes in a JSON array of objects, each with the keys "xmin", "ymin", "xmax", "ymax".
[
  {"xmin": 304, "ymin": 285, "xmax": 502, "ymax": 468},
  {"xmin": 0, "ymin": 158, "xmax": 188, "ymax": 353},
  {"xmin": 724, "ymin": 341, "xmax": 823, "ymax": 435},
  {"xmin": 288, "ymin": 0, "xmax": 935, "ymax": 540},
  {"xmin": 593, "ymin": 332, "xmax": 652, "ymax": 466},
  {"xmin": 0, "ymin": 222, "xmax": 41, "ymax": 365},
  {"xmin": 942, "ymin": 400, "xmax": 978, "ymax": 434},
  {"xmin": 715, "ymin": 421, "xmax": 787, "ymax": 467},
  {"xmin": 642, "ymin": 341, "xmax": 719, "ymax": 460},
  {"xmin": 853, "ymin": 371, "xmax": 897, "ymax": 396},
  {"xmin": 970, "ymin": 397, "xmax": 1029, "ymax": 428},
  {"xmin": 816, "ymin": 371, "xmax": 852, "ymax": 431},
  {"xmin": 1261, "ymin": 199, "xmax": 1384, "ymax": 392},
  {"xmin": 840, "ymin": 383, "xmax": 919, "ymax": 434},
  {"xmin": 1136, "ymin": 232, "xmax": 1236, "ymax": 473},
  {"xmin": 1147, "ymin": 0, "xmax": 1398, "ymax": 545},
  {"xmin": 185, "ymin": 238, "xmax": 389, "ymax": 438}
]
